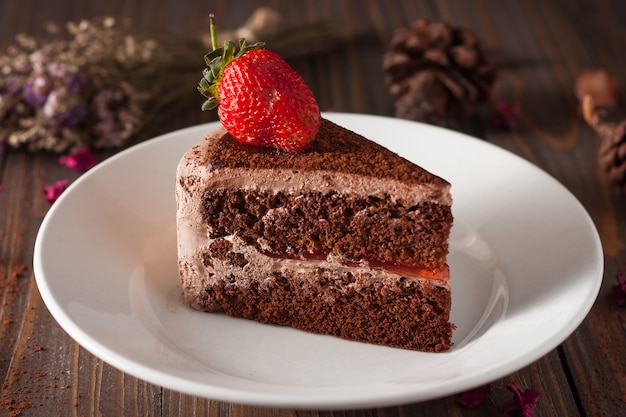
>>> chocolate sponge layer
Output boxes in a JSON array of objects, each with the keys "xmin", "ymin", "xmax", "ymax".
[
  {"xmin": 202, "ymin": 189, "xmax": 452, "ymax": 269},
  {"xmin": 183, "ymin": 264, "xmax": 453, "ymax": 352}
]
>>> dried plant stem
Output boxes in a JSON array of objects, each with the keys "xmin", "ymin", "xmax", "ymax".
[{"xmin": 208, "ymin": 7, "xmax": 366, "ymax": 59}]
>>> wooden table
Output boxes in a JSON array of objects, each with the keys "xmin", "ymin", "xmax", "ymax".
[{"xmin": 1, "ymin": 1, "xmax": 624, "ymax": 416}]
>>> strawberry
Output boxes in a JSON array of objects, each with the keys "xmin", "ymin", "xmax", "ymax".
[{"xmin": 198, "ymin": 15, "xmax": 321, "ymax": 153}]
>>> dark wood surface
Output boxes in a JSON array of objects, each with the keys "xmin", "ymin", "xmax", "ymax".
[{"xmin": 1, "ymin": 1, "xmax": 625, "ymax": 416}]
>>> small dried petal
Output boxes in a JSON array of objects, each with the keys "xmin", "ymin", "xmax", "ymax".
[
  {"xmin": 58, "ymin": 148, "xmax": 97, "ymax": 171},
  {"xmin": 608, "ymin": 272, "xmax": 626, "ymax": 307},
  {"xmin": 491, "ymin": 99, "xmax": 521, "ymax": 131},
  {"xmin": 458, "ymin": 384, "xmax": 492, "ymax": 408},
  {"xmin": 503, "ymin": 382, "xmax": 540, "ymax": 417},
  {"xmin": 43, "ymin": 179, "xmax": 69, "ymax": 204}
]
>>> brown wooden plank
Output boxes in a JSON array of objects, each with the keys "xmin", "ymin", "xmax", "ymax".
[{"xmin": 1, "ymin": 1, "xmax": 625, "ymax": 416}]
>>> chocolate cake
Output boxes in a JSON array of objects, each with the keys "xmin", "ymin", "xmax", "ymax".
[{"xmin": 176, "ymin": 118, "xmax": 454, "ymax": 352}]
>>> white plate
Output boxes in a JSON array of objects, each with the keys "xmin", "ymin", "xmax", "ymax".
[{"xmin": 33, "ymin": 113, "xmax": 603, "ymax": 410}]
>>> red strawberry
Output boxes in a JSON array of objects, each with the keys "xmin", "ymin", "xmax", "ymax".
[{"xmin": 198, "ymin": 15, "xmax": 321, "ymax": 153}]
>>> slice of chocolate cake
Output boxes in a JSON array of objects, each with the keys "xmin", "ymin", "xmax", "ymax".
[{"xmin": 176, "ymin": 118, "xmax": 454, "ymax": 352}]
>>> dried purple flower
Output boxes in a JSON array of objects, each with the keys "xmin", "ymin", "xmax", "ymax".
[
  {"xmin": 41, "ymin": 86, "xmax": 87, "ymax": 128},
  {"xmin": 608, "ymin": 272, "xmax": 626, "ymax": 307},
  {"xmin": 22, "ymin": 74, "xmax": 51, "ymax": 107},
  {"xmin": 90, "ymin": 85, "xmax": 141, "ymax": 148},
  {"xmin": 0, "ymin": 16, "xmax": 193, "ymax": 153},
  {"xmin": 503, "ymin": 382, "xmax": 540, "ymax": 417},
  {"xmin": 43, "ymin": 179, "xmax": 69, "ymax": 204},
  {"xmin": 458, "ymin": 384, "xmax": 492, "ymax": 408}
]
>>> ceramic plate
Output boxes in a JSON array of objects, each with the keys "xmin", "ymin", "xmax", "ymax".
[{"xmin": 33, "ymin": 113, "xmax": 603, "ymax": 410}]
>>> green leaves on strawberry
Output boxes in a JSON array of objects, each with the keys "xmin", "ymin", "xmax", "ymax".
[
  {"xmin": 198, "ymin": 37, "xmax": 264, "ymax": 111},
  {"xmin": 198, "ymin": 15, "xmax": 321, "ymax": 153}
]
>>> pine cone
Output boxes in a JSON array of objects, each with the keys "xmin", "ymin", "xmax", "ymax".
[
  {"xmin": 383, "ymin": 19, "xmax": 496, "ymax": 129},
  {"xmin": 598, "ymin": 120, "xmax": 626, "ymax": 194}
]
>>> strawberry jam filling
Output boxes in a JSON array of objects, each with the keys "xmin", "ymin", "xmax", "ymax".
[
  {"xmin": 263, "ymin": 249, "xmax": 449, "ymax": 281},
  {"xmin": 365, "ymin": 259, "xmax": 449, "ymax": 280}
]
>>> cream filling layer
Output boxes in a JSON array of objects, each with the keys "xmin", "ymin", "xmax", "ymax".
[
  {"xmin": 177, "ymin": 222, "xmax": 450, "ymax": 291},
  {"xmin": 176, "ymin": 135, "xmax": 452, "ymax": 211}
]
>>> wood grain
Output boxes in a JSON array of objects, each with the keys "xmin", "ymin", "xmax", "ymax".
[{"xmin": 1, "ymin": 1, "xmax": 625, "ymax": 416}]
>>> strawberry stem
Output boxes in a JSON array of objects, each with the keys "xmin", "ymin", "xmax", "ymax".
[
  {"xmin": 198, "ymin": 15, "xmax": 266, "ymax": 111},
  {"xmin": 209, "ymin": 13, "xmax": 218, "ymax": 51}
]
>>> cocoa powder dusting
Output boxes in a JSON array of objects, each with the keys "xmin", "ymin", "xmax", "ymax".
[{"xmin": 0, "ymin": 262, "xmax": 70, "ymax": 415}]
